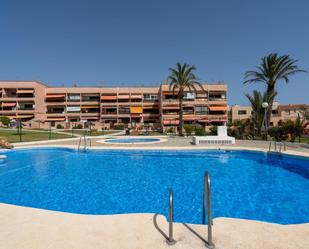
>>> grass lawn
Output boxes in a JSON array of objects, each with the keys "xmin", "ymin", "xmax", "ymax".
[
  {"xmin": 0, "ymin": 129, "xmax": 72, "ymax": 143},
  {"xmin": 63, "ymin": 129, "xmax": 117, "ymax": 136},
  {"xmin": 299, "ymin": 136, "xmax": 309, "ymax": 143}
]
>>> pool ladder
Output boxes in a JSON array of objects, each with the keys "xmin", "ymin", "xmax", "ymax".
[
  {"xmin": 167, "ymin": 171, "xmax": 214, "ymax": 248},
  {"xmin": 268, "ymin": 139, "xmax": 286, "ymax": 153},
  {"xmin": 77, "ymin": 135, "xmax": 92, "ymax": 152}
]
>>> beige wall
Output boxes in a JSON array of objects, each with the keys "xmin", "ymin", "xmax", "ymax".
[{"xmin": 229, "ymin": 104, "xmax": 309, "ymax": 126}]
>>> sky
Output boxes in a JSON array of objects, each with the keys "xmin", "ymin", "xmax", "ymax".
[{"xmin": 0, "ymin": 0, "xmax": 308, "ymax": 105}]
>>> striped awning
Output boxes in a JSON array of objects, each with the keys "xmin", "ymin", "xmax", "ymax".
[
  {"xmin": 209, "ymin": 106, "xmax": 227, "ymax": 111},
  {"xmin": 2, "ymin": 102, "xmax": 16, "ymax": 107},
  {"xmin": 81, "ymin": 105, "xmax": 100, "ymax": 109},
  {"xmin": 13, "ymin": 115, "xmax": 34, "ymax": 119},
  {"xmin": 101, "ymin": 95, "xmax": 117, "ymax": 100},
  {"xmin": 163, "ymin": 120, "xmax": 179, "ymax": 125},
  {"xmin": 17, "ymin": 89, "xmax": 34, "ymax": 94},
  {"xmin": 81, "ymin": 117, "xmax": 99, "ymax": 120},
  {"xmin": 46, "ymin": 117, "xmax": 65, "ymax": 121},
  {"xmin": 163, "ymin": 106, "xmax": 179, "ymax": 110},
  {"xmin": 46, "ymin": 94, "xmax": 66, "ymax": 98},
  {"xmin": 130, "ymin": 94, "xmax": 142, "ymax": 98},
  {"xmin": 143, "ymin": 105, "xmax": 158, "ymax": 109},
  {"xmin": 163, "ymin": 91, "xmax": 176, "ymax": 95},
  {"xmin": 118, "ymin": 95, "xmax": 130, "ymax": 99}
]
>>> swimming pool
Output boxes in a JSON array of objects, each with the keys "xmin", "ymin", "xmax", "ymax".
[
  {"xmin": 102, "ymin": 138, "xmax": 161, "ymax": 144},
  {"xmin": 0, "ymin": 148, "xmax": 308, "ymax": 224}
]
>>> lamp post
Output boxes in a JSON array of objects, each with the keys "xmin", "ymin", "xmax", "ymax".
[
  {"xmin": 262, "ymin": 102, "xmax": 269, "ymax": 141},
  {"xmin": 48, "ymin": 122, "xmax": 52, "ymax": 140}
]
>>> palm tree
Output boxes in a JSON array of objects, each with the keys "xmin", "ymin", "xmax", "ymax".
[
  {"xmin": 245, "ymin": 90, "xmax": 276, "ymax": 136},
  {"xmin": 244, "ymin": 53, "xmax": 306, "ymax": 127},
  {"xmin": 168, "ymin": 62, "xmax": 203, "ymax": 136}
]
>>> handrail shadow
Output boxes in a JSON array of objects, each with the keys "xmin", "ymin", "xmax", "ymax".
[
  {"xmin": 152, "ymin": 213, "xmax": 169, "ymax": 240},
  {"xmin": 182, "ymin": 223, "xmax": 207, "ymax": 244}
]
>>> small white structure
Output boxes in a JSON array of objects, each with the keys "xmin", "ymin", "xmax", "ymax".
[{"xmin": 192, "ymin": 126, "xmax": 235, "ymax": 145}]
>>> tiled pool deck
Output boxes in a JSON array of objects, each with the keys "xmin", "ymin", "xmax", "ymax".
[{"xmin": 2, "ymin": 136, "xmax": 309, "ymax": 249}]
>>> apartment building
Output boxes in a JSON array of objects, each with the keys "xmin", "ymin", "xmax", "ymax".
[
  {"xmin": 229, "ymin": 102, "xmax": 309, "ymax": 126},
  {"xmin": 0, "ymin": 80, "xmax": 228, "ymax": 131}
]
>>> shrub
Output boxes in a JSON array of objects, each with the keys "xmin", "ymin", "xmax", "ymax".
[
  {"xmin": 209, "ymin": 126, "xmax": 217, "ymax": 135},
  {"xmin": 268, "ymin": 126, "xmax": 287, "ymax": 141},
  {"xmin": 114, "ymin": 124, "xmax": 125, "ymax": 130},
  {"xmin": 184, "ymin": 124, "xmax": 195, "ymax": 135},
  {"xmin": 0, "ymin": 116, "xmax": 11, "ymax": 127},
  {"xmin": 195, "ymin": 126, "xmax": 206, "ymax": 136},
  {"xmin": 73, "ymin": 124, "xmax": 83, "ymax": 129},
  {"xmin": 56, "ymin": 124, "xmax": 64, "ymax": 129}
]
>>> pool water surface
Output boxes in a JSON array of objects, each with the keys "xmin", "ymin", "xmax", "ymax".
[{"xmin": 0, "ymin": 148, "xmax": 308, "ymax": 224}]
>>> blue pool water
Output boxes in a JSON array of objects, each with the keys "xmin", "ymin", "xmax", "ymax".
[
  {"xmin": 0, "ymin": 148, "xmax": 308, "ymax": 224},
  {"xmin": 104, "ymin": 138, "xmax": 160, "ymax": 143}
]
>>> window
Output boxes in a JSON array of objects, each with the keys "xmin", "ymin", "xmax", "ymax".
[
  {"xmin": 183, "ymin": 92, "xmax": 195, "ymax": 100},
  {"xmin": 67, "ymin": 94, "xmax": 80, "ymax": 101},
  {"xmin": 238, "ymin": 110, "xmax": 247, "ymax": 115},
  {"xmin": 196, "ymin": 106, "xmax": 208, "ymax": 114},
  {"xmin": 143, "ymin": 94, "xmax": 158, "ymax": 100}
]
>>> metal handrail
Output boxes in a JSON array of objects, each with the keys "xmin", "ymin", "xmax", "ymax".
[
  {"xmin": 203, "ymin": 171, "xmax": 215, "ymax": 249},
  {"xmin": 166, "ymin": 188, "xmax": 176, "ymax": 245},
  {"xmin": 269, "ymin": 139, "xmax": 286, "ymax": 153},
  {"xmin": 77, "ymin": 135, "xmax": 91, "ymax": 152}
]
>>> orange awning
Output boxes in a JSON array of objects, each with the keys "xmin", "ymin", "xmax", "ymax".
[
  {"xmin": 163, "ymin": 106, "xmax": 179, "ymax": 110},
  {"xmin": 143, "ymin": 106, "xmax": 158, "ymax": 109},
  {"xmin": 209, "ymin": 106, "xmax": 227, "ymax": 111},
  {"xmin": 118, "ymin": 95, "xmax": 130, "ymax": 99},
  {"xmin": 13, "ymin": 115, "xmax": 34, "ymax": 119},
  {"xmin": 163, "ymin": 120, "xmax": 179, "ymax": 125},
  {"xmin": 2, "ymin": 102, "xmax": 16, "ymax": 107},
  {"xmin": 46, "ymin": 117, "xmax": 65, "ymax": 121},
  {"xmin": 130, "ymin": 94, "xmax": 142, "ymax": 99},
  {"xmin": 130, "ymin": 106, "xmax": 142, "ymax": 114},
  {"xmin": 163, "ymin": 91, "xmax": 176, "ymax": 95},
  {"xmin": 81, "ymin": 117, "xmax": 99, "ymax": 120},
  {"xmin": 81, "ymin": 105, "xmax": 100, "ymax": 109},
  {"xmin": 46, "ymin": 94, "xmax": 65, "ymax": 98},
  {"xmin": 17, "ymin": 89, "xmax": 34, "ymax": 94},
  {"xmin": 101, "ymin": 95, "xmax": 117, "ymax": 100}
]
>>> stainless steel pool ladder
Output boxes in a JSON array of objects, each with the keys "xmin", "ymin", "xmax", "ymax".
[
  {"xmin": 203, "ymin": 171, "xmax": 215, "ymax": 249},
  {"xmin": 166, "ymin": 188, "xmax": 176, "ymax": 245},
  {"xmin": 268, "ymin": 139, "xmax": 286, "ymax": 152},
  {"xmin": 77, "ymin": 135, "xmax": 92, "ymax": 152}
]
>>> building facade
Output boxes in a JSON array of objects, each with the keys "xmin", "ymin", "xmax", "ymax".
[
  {"xmin": 229, "ymin": 103, "xmax": 309, "ymax": 126},
  {"xmin": 0, "ymin": 81, "xmax": 228, "ymax": 131}
]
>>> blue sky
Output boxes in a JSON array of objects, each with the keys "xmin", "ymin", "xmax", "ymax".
[{"xmin": 0, "ymin": 0, "xmax": 308, "ymax": 105}]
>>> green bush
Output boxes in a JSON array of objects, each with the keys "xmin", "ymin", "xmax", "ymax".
[
  {"xmin": 0, "ymin": 116, "xmax": 11, "ymax": 127},
  {"xmin": 209, "ymin": 126, "xmax": 217, "ymax": 135},
  {"xmin": 73, "ymin": 124, "xmax": 83, "ymax": 129},
  {"xmin": 184, "ymin": 124, "xmax": 195, "ymax": 135},
  {"xmin": 114, "ymin": 124, "xmax": 125, "ymax": 130},
  {"xmin": 195, "ymin": 126, "xmax": 206, "ymax": 136},
  {"xmin": 268, "ymin": 126, "xmax": 287, "ymax": 141},
  {"xmin": 56, "ymin": 124, "xmax": 64, "ymax": 129}
]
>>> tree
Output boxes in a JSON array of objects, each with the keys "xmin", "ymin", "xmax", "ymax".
[
  {"xmin": 0, "ymin": 116, "xmax": 11, "ymax": 127},
  {"xmin": 245, "ymin": 90, "xmax": 276, "ymax": 136},
  {"xmin": 168, "ymin": 62, "xmax": 203, "ymax": 136},
  {"xmin": 244, "ymin": 53, "xmax": 305, "ymax": 127}
]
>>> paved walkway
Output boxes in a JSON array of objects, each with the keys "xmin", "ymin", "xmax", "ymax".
[
  {"xmin": 1, "ymin": 204, "xmax": 308, "ymax": 249},
  {"xmin": 13, "ymin": 136, "xmax": 309, "ymax": 156}
]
